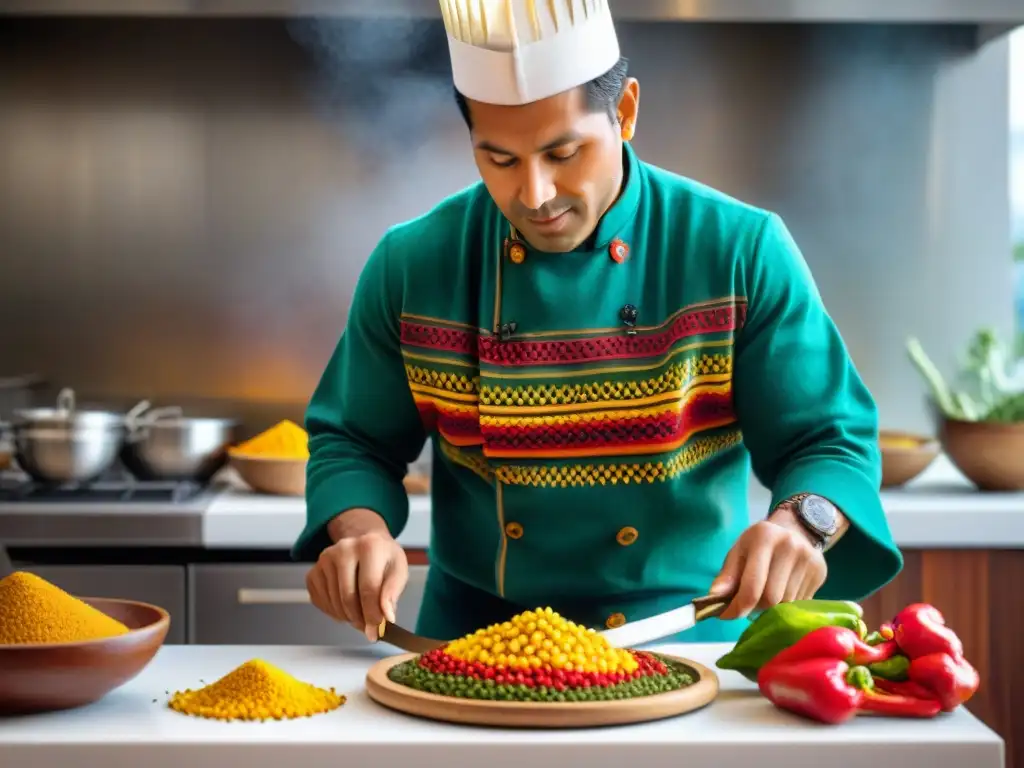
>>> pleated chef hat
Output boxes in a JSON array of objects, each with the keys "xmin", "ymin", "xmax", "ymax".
[{"xmin": 440, "ymin": 0, "xmax": 621, "ymax": 106}]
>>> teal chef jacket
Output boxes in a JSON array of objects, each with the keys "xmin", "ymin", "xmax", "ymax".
[{"xmin": 292, "ymin": 143, "xmax": 903, "ymax": 644}]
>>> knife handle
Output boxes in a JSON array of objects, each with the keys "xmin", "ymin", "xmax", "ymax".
[{"xmin": 692, "ymin": 590, "xmax": 737, "ymax": 622}]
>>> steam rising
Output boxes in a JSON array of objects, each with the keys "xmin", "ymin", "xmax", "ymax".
[{"xmin": 288, "ymin": 16, "xmax": 454, "ymax": 155}]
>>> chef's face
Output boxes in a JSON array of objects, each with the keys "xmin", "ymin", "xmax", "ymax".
[{"xmin": 465, "ymin": 80, "xmax": 640, "ymax": 253}]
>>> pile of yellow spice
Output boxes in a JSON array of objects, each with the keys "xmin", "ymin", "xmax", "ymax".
[
  {"xmin": 0, "ymin": 571, "xmax": 130, "ymax": 645},
  {"xmin": 230, "ymin": 420, "xmax": 309, "ymax": 460},
  {"xmin": 168, "ymin": 659, "xmax": 345, "ymax": 721}
]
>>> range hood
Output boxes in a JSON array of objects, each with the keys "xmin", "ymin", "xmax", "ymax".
[{"xmin": 0, "ymin": 0, "xmax": 1022, "ymax": 25}]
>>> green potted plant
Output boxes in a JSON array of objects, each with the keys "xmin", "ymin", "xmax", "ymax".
[{"xmin": 907, "ymin": 329, "xmax": 1024, "ymax": 490}]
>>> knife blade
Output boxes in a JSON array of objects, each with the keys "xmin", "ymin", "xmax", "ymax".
[
  {"xmin": 377, "ymin": 621, "xmax": 448, "ymax": 654},
  {"xmin": 597, "ymin": 590, "xmax": 736, "ymax": 648}
]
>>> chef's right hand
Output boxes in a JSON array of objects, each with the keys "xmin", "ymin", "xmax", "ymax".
[{"xmin": 305, "ymin": 512, "xmax": 408, "ymax": 642}]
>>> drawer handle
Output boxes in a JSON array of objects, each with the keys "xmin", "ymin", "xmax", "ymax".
[{"xmin": 237, "ymin": 588, "xmax": 311, "ymax": 605}]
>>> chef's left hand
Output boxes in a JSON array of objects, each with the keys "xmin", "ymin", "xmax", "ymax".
[{"xmin": 709, "ymin": 515, "xmax": 827, "ymax": 620}]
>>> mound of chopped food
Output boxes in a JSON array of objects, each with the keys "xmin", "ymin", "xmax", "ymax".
[
  {"xmin": 387, "ymin": 607, "xmax": 696, "ymax": 702},
  {"xmin": 168, "ymin": 659, "xmax": 345, "ymax": 721}
]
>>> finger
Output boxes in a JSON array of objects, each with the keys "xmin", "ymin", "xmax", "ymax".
[
  {"xmin": 783, "ymin": 558, "xmax": 810, "ymax": 603},
  {"xmin": 797, "ymin": 559, "xmax": 827, "ymax": 600},
  {"xmin": 380, "ymin": 549, "xmax": 409, "ymax": 624},
  {"xmin": 305, "ymin": 566, "xmax": 336, "ymax": 620},
  {"xmin": 357, "ymin": 538, "xmax": 390, "ymax": 639},
  {"xmin": 336, "ymin": 551, "xmax": 363, "ymax": 629},
  {"xmin": 319, "ymin": 554, "xmax": 345, "ymax": 620},
  {"xmin": 757, "ymin": 536, "xmax": 801, "ymax": 611},
  {"xmin": 709, "ymin": 545, "xmax": 743, "ymax": 597},
  {"xmin": 722, "ymin": 542, "xmax": 772, "ymax": 620}
]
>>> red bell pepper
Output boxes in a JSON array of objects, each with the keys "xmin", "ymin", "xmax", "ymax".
[
  {"xmin": 885, "ymin": 603, "xmax": 980, "ymax": 711},
  {"xmin": 907, "ymin": 652, "xmax": 980, "ymax": 712},
  {"xmin": 765, "ymin": 624, "xmax": 897, "ymax": 669},
  {"xmin": 758, "ymin": 658, "xmax": 941, "ymax": 724},
  {"xmin": 756, "ymin": 626, "xmax": 943, "ymax": 724},
  {"xmin": 891, "ymin": 603, "xmax": 964, "ymax": 659}
]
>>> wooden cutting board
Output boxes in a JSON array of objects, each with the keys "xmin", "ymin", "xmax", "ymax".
[{"xmin": 365, "ymin": 652, "xmax": 719, "ymax": 728}]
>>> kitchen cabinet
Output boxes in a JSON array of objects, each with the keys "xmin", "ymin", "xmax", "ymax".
[
  {"xmin": 861, "ymin": 548, "xmax": 1023, "ymax": 768},
  {"xmin": 187, "ymin": 563, "xmax": 429, "ymax": 646},
  {"xmin": 13, "ymin": 564, "xmax": 188, "ymax": 644}
]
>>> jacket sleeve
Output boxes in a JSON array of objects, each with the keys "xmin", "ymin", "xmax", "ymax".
[
  {"xmin": 731, "ymin": 213, "xmax": 903, "ymax": 600},
  {"xmin": 291, "ymin": 231, "xmax": 427, "ymax": 561}
]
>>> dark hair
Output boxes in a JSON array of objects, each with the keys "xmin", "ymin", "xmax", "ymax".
[{"xmin": 453, "ymin": 56, "xmax": 629, "ymax": 129}]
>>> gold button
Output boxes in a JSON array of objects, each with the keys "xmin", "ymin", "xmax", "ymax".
[
  {"xmin": 505, "ymin": 521, "xmax": 524, "ymax": 539},
  {"xmin": 509, "ymin": 243, "xmax": 527, "ymax": 264},
  {"xmin": 616, "ymin": 526, "xmax": 639, "ymax": 546},
  {"xmin": 605, "ymin": 612, "xmax": 626, "ymax": 629}
]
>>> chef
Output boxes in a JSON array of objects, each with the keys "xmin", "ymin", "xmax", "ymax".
[{"xmin": 293, "ymin": 0, "xmax": 902, "ymax": 644}]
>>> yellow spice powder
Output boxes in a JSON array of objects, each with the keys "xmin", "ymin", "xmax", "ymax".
[
  {"xmin": 231, "ymin": 420, "xmax": 309, "ymax": 460},
  {"xmin": 168, "ymin": 659, "xmax": 345, "ymax": 721},
  {"xmin": 0, "ymin": 571, "xmax": 130, "ymax": 644}
]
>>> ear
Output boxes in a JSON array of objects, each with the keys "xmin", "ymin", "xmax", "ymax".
[{"xmin": 617, "ymin": 78, "xmax": 640, "ymax": 141}]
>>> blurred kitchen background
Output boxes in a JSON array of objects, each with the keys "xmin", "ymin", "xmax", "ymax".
[
  {"xmin": 1, "ymin": 6, "xmax": 1024, "ymax": 750},
  {"xmin": 0, "ymin": 8, "xmax": 1020, "ymax": 435}
]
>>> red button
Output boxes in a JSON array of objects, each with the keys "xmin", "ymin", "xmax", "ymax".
[{"xmin": 610, "ymin": 239, "xmax": 629, "ymax": 263}]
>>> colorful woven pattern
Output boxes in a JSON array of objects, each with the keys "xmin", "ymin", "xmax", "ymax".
[{"xmin": 402, "ymin": 296, "xmax": 745, "ymax": 474}]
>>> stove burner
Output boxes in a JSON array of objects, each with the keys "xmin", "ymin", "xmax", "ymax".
[{"xmin": 0, "ymin": 478, "xmax": 204, "ymax": 504}]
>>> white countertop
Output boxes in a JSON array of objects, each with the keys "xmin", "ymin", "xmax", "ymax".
[
  {"xmin": 2, "ymin": 454, "xmax": 1024, "ymax": 550},
  {"xmin": 203, "ymin": 455, "xmax": 1024, "ymax": 550},
  {"xmin": 0, "ymin": 643, "xmax": 1002, "ymax": 768}
]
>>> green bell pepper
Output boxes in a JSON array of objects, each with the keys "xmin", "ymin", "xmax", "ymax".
[{"xmin": 716, "ymin": 600, "xmax": 867, "ymax": 682}]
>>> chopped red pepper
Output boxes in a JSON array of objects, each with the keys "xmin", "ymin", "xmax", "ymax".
[
  {"xmin": 891, "ymin": 604, "xmax": 964, "ymax": 659},
  {"xmin": 907, "ymin": 652, "xmax": 980, "ymax": 712}
]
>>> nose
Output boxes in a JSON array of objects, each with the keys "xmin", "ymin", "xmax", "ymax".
[{"xmin": 518, "ymin": 161, "xmax": 557, "ymax": 213}]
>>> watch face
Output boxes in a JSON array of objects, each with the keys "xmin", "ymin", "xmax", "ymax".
[{"xmin": 801, "ymin": 495, "xmax": 838, "ymax": 536}]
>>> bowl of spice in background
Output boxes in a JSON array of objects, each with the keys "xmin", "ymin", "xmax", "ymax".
[
  {"xmin": 227, "ymin": 419, "xmax": 310, "ymax": 496},
  {"xmin": 0, "ymin": 571, "xmax": 170, "ymax": 714},
  {"xmin": 878, "ymin": 429, "xmax": 940, "ymax": 488}
]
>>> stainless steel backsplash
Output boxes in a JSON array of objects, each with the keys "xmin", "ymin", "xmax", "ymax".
[{"xmin": 0, "ymin": 18, "xmax": 1013, "ymax": 436}]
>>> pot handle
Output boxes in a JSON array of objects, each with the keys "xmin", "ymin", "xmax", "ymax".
[
  {"xmin": 125, "ymin": 399, "xmax": 152, "ymax": 434},
  {"xmin": 145, "ymin": 406, "xmax": 185, "ymax": 423},
  {"xmin": 56, "ymin": 387, "xmax": 76, "ymax": 415}
]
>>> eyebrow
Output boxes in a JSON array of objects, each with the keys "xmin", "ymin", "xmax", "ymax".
[{"xmin": 475, "ymin": 131, "xmax": 582, "ymax": 156}]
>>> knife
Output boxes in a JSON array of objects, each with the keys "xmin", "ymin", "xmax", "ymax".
[
  {"xmin": 377, "ymin": 620, "xmax": 447, "ymax": 654},
  {"xmin": 597, "ymin": 590, "xmax": 737, "ymax": 648},
  {"xmin": 375, "ymin": 589, "xmax": 737, "ymax": 654}
]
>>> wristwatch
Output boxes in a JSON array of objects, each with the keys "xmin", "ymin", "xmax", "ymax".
[{"xmin": 775, "ymin": 493, "xmax": 840, "ymax": 551}]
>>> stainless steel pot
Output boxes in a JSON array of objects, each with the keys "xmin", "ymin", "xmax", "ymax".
[
  {"xmin": 121, "ymin": 406, "xmax": 238, "ymax": 483},
  {"xmin": 11, "ymin": 387, "xmax": 125, "ymax": 431},
  {"xmin": 14, "ymin": 426, "xmax": 125, "ymax": 484},
  {"xmin": 7, "ymin": 388, "xmax": 128, "ymax": 484}
]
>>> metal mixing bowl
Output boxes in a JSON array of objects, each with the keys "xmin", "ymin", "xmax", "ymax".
[
  {"xmin": 13, "ymin": 425, "xmax": 125, "ymax": 484},
  {"xmin": 121, "ymin": 416, "xmax": 238, "ymax": 483},
  {"xmin": 11, "ymin": 387, "xmax": 124, "ymax": 433}
]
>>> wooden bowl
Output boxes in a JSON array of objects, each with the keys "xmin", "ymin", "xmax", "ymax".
[
  {"xmin": 0, "ymin": 597, "xmax": 170, "ymax": 714},
  {"xmin": 939, "ymin": 417, "xmax": 1024, "ymax": 491},
  {"xmin": 228, "ymin": 452, "xmax": 307, "ymax": 496},
  {"xmin": 878, "ymin": 429, "xmax": 940, "ymax": 488}
]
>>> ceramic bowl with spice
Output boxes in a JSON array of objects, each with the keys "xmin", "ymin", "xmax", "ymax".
[
  {"xmin": 0, "ymin": 572, "xmax": 170, "ymax": 714},
  {"xmin": 227, "ymin": 419, "xmax": 309, "ymax": 496},
  {"xmin": 878, "ymin": 430, "xmax": 940, "ymax": 488}
]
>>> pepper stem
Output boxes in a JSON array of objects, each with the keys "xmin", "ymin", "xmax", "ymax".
[{"xmin": 846, "ymin": 665, "xmax": 875, "ymax": 691}]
